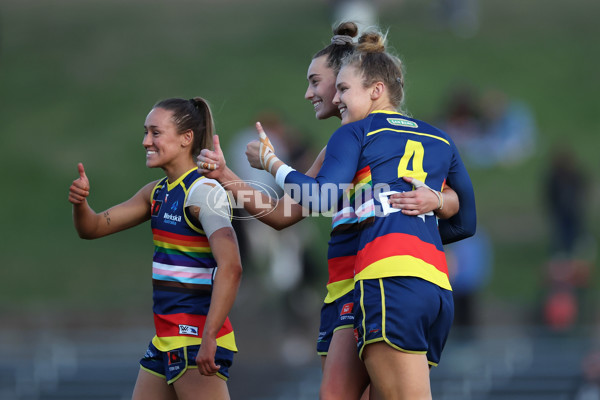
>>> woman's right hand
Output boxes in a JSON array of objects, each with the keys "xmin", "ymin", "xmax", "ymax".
[{"xmin": 68, "ymin": 163, "xmax": 90, "ymax": 205}]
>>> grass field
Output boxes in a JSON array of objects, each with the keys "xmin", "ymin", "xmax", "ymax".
[{"xmin": 0, "ymin": 0, "xmax": 598, "ymax": 326}]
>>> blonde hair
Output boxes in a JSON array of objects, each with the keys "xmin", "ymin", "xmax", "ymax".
[{"xmin": 343, "ymin": 29, "xmax": 406, "ymax": 109}]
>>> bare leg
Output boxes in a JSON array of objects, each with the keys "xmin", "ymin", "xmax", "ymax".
[
  {"xmin": 174, "ymin": 368, "xmax": 230, "ymax": 400},
  {"xmin": 363, "ymin": 342, "xmax": 431, "ymax": 400},
  {"xmin": 131, "ymin": 368, "xmax": 177, "ymax": 400},
  {"xmin": 320, "ymin": 328, "xmax": 370, "ymax": 400}
]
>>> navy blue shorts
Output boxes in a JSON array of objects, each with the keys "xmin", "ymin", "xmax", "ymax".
[
  {"xmin": 317, "ymin": 290, "xmax": 356, "ymax": 355},
  {"xmin": 354, "ymin": 276, "xmax": 454, "ymax": 366},
  {"xmin": 139, "ymin": 341, "xmax": 234, "ymax": 383}
]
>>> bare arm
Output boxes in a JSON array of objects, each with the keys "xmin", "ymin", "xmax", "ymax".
[
  {"xmin": 193, "ymin": 225, "xmax": 242, "ymax": 376},
  {"xmin": 68, "ymin": 162, "xmax": 153, "ymax": 239},
  {"xmin": 197, "ymin": 135, "xmax": 326, "ymax": 230}
]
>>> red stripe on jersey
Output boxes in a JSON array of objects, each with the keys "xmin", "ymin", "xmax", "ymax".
[
  {"xmin": 356, "ymin": 232, "xmax": 447, "ymax": 275},
  {"xmin": 327, "ymin": 255, "xmax": 356, "ymax": 285},
  {"xmin": 153, "ymin": 229, "xmax": 209, "ymax": 244},
  {"xmin": 154, "ymin": 313, "xmax": 233, "ymax": 338}
]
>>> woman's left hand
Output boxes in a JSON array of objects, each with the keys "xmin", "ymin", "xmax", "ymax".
[
  {"xmin": 389, "ymin": 176, "xmax": 441, "ymax": 215},
  {"xmin": 196, "ymin": 336, "xmax": 220, "ymax": 376},
  {"xmin": 197, "ymin": 135, "xmax": 224, "ymax": 179}
]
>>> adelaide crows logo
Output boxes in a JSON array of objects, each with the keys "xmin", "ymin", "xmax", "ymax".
[{"xmin": 151, "ymin": 200, "xmax": 162, "ymax": 217}]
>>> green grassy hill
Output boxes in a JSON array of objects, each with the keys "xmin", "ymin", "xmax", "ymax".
[{"xmin": 0, "ymin": 0, "xmax": 598, "ymax": 324}]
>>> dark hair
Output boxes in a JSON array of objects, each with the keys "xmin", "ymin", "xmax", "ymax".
[
  {"xmin": 313, "ymin": 21, "xmax": 359, "ymax": 74},
  {"xmin": 344, "ymin": 30, "xmax": 406, "ymax": 109},
  {"xmin": 153, "ymin": 97, "xmax": 214, "ymax": 158}
]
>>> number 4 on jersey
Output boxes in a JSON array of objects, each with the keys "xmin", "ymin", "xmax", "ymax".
[{"xmin": 397, "ymin": 139, "xmax": 428, "ymax": 183}]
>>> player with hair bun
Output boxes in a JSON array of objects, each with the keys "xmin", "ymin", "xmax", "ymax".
[
  {"xmin": 252, "ymin": 28, "xmax": 477, "ymax": 399},
  {"xmin": 199, "ymin": 23, "xmax": 461, "ymax": 400},
  {"xmin": 69, "ymin": 97, "xmax": 242, "ymax": 400}
]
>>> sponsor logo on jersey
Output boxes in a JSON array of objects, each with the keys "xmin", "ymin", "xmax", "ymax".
[
  {"xmin": 179, "ymin": 324, "xmax": 199, "ymax": 336},
  {"xmin": 163, "ymin": 213, "xmax": 182, "ymax": 223},
  {"xmin": 341, "ymin": 302, "xmax": 354, "ymax": 315},
  {"xmin": 170, "ymin": 200, "xmax": 179, "ymax": 212},
  {"xmin": 151, "ymin": 200, "xmax": 163, "ymax": 217},
  {"xmin": 387, "ymin": 118, "xmax": 418, "ymax": 128}
]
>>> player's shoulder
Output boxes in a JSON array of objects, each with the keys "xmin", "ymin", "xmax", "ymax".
[
  {"xmin": 382, "ymin": 112, "xmax": 453, "ymax": 145},
  {"xmin": 189, "ymin": 177, "xmax": 226, "ymax": 196}
]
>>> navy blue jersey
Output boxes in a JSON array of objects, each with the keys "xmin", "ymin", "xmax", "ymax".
[{"xmin": 284, "ymin": 111, "xmax": 476, "ymax": 289}]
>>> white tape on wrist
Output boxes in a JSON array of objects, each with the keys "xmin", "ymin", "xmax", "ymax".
[{"xmin": 275, "ymin": 164, "xmax": 295, "ymax": 190}]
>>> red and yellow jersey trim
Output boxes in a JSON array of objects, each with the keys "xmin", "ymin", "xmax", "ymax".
[
  {"xmin": 355, "ymin": 233, "xmax": 451, "ymax": 290},
  {"xmin": 324, "ymin": 254, "xmax": 356, "ymax": 303},
  {"xmin": 152, "ymin": 313, "xmax": 238, "ymax": 352}
]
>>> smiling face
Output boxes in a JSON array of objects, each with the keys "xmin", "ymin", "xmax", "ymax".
[
  {"xmin": 333, "ymin": 65, "xmax": 376, "ymax": 125},
  {"xmin": 304, "ymin": 55, "xmax": 340, "ymax": 120},
  {"xmin": 143, "ymin": 107, "xmax": 191, "ymax": 170}
]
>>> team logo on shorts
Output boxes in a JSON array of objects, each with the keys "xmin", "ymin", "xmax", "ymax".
[
  {"xmin": 340, "ymin": 302, "xmax": 353, "ymax": 316},
  {"xmin": 168, "ymin": 350, "xmax": 182, "ymax": 365}
]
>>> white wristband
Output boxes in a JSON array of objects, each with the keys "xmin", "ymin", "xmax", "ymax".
[{"xmin": 275, "ymin": 164, "xmax": 295, "ymax": 190}]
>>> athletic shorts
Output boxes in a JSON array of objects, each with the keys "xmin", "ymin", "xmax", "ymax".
[
  {"xmin": 354, "ymin": 276, "xmax": 454, "ymax": 367},
  {"xmin": 139, "ymin": 341, "xmax": 234, "ymax": 383},
  {"xmin": 316, "ymin": 290, "xmax": 356, "ymax": 355}
]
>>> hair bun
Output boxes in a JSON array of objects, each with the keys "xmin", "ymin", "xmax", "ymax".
[{"xmin": 357, "ymin": 31, "xmax": 386, "ymax": 53}]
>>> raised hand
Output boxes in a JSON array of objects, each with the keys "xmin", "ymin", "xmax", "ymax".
[
  {"xmin": 197, "ymin": 135, "xmax": 224, "ymax": 179},
  {"xmin": 255, "ymin": 121, "xmax": 280, "ymax": 173},
  {"xmin": 245, "ymin": 139, "xmax": 262, "ymax": 169},
  {"xmin": 68, "ymin": 163, "xmax": 90, "ymax": 205}
]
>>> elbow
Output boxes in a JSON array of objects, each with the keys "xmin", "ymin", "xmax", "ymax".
[
  {"xmin": 230, "ymin": 262, "xmax": 243, "ymax": 284},
  {"xmin": 77, "ymin": 230, "xmax": 95, "ymax": 240}
]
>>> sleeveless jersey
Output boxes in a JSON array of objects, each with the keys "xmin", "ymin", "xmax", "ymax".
[{"xmin": 149, "ymin": 167, "xmax": 237, "ymax": 352}]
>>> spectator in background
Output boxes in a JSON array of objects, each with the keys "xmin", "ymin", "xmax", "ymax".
[
  {"xmin": 437, "ymin": 83, "xmax": 482, "ymax": 151},
  {"xmin": 541, "ymin": 145, "xmax": 593, "ymax": 332},
  {"xmin": 438, "ymin": 84, "xmax": 538, "ymax": 168},
  {"xmin": 446, "ymin": 227, "xmax": 493, "ymax": 329},
  {"xmin": 544, "ymin": 146, "xmax": 589, "ymax": 258}
]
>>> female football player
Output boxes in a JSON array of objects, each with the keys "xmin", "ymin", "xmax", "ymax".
[
  {"xmin": 69, "ymin": 97, "xmax": 242, "ymax": 400},
  {"xmin": 251, "ymin": 28, "xmax": 477, "ymax": 399}
]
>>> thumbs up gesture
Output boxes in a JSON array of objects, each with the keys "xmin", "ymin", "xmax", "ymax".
[
  {"xmin": 255, "ymin": 122, "xmax": 280, "ymax": 174},
  {"xmin": 68, "ymin": 163, "xmax": 90, "ymax": 205}
]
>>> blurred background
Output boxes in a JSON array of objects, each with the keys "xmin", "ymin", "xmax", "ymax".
[{"xmin": 0, "ymin": 0, "xmax": 599, "ymax": 398}]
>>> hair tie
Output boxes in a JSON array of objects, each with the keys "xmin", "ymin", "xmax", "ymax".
[
  {"xmin": 189, "ymin": 98, "xmax": 197, "ymax": 108},
  {"xmin": 396, "ymin": 77, "xmax": 404, "ymax": 87},
  {"xmin": 331, "ymin": 35, "xmax": 354, "ymax": 46}
]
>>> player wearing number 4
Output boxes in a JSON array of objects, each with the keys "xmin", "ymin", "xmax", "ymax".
[
  {"xmin": 68, "ymin": 97, "xmax": 242, "ymax": 400},
  {"xmin": 253, "ymin": 29, "xmax": 477, "ymax": 399},
  {"xmin": 198, "ymin": 22, "xmax": 464, "ymax": 400}
]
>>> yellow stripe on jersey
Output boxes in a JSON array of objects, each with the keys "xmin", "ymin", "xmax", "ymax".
[
  {"xmin": 152, "ymin": 331, "xmax": 238, "ymax": 353},
  {"xmin": 366, "ymin": 128, "xmax": 450, "ymax": 146},
  {"xmin": 323, "ymin": 278, "xmax": 354, "ymax": 304},
  {"xmin": 354, "ymin": 255, "xmax": 452, "ymax": 291}
]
